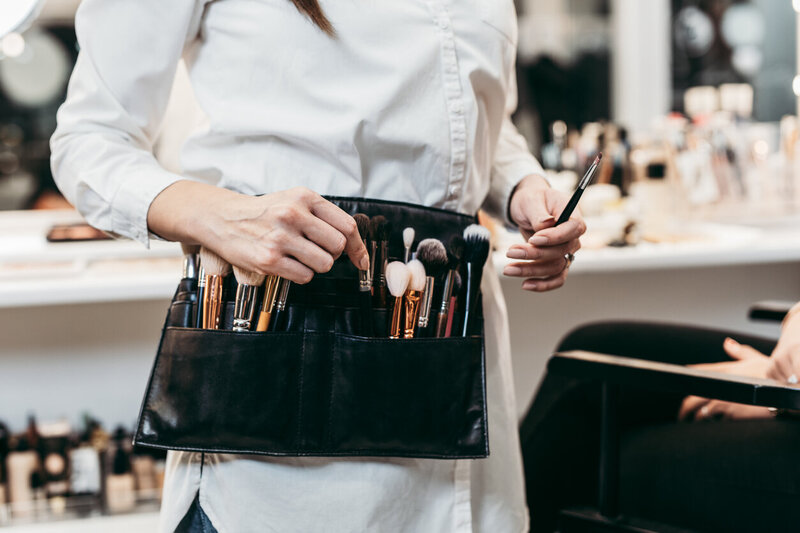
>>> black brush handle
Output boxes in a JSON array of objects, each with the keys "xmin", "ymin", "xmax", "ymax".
[
  {"xmin": 359, "ymin": 290, "xmax": 374, "ymax": 337},
  {"xmin": 194, "ymin": 284, "xmax": 205, "ymax": 329},
  {"xmin": 555, "ymin": 188, "xmax": 585, "ymax": 226}
]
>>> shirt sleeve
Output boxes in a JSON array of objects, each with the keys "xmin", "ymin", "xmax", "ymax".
[
  {"xmin": 481, "ymin": 68, "xmax": 546, "ymax": 225},
  {"xmin": 50, "ymin": 0, "xmax": 208, "ymax": 246}
]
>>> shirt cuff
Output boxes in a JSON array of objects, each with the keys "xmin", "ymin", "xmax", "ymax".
[
  {"xmin": 110, "ymin": 167, "xmax": 185, "ymax": 247},
  {"xmin": 483, "ymin": 158, "xmax": 547, "ymax": 226}
]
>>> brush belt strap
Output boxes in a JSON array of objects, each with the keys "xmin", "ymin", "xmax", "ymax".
[{"xmin": 133, "ymin": 197, "xmax": 488, "ymax": 459}]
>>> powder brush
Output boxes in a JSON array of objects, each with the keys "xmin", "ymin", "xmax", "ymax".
[
  {"xmin": 232, "ymin": 266, "xmax": 265, "ymax": 331},
  {"xmin": 403, "ymin": 227, "xmax": 415, "ymax": 263},
  {"xmin": 403, "ymin": 259, "xmax": 426, "ymax": 338},
  {"xmin": 461, "ymin": 224, "xmax": 491, "ymax": 337},
  {"xmin": 386, "ymin": 261, "xmax": 411, "ymax": 339},
  {"xmin": 354, "ymin": 213, "xmax": 374, "ymax": 336},
  {"xmin": 415, "ymin": 238, "xmax": 448, "ymax": 336},
  {"xmin": 199, "ymin": 247, "xmax": 231, "ymax": 330},
  {"xmin": 181, "ymin": 243, "xmax": 200, "ymax": 280}
]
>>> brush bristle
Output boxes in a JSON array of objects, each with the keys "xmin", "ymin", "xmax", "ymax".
[
  {"xmin": 199, "ymin": 247, "xmax": 231, "ymax": 276},
  {"xmin": 403, "ymin": 227, "xmax": 415, "ymax": 247},
  {"xmin": 233, "ymin": 266, "xmax": 265, "ymax": 286},
  {"xmin": 385, "ymin": 261, "xmax": 411, "ymax": 297},
  {"xmin": 370, "ymin": 215, "xmax": 391, "ymax": 242},
  {"xmin": 463, "ymin": 224, "xmax": 491, "ymax": 264},
  {"xmin": 448, "ymin": 235, "xmax": 464, "ymax": 264},
  {"xmin": 353, "ymin": 213, "xmax": 370, "ymax": 242},
  {"xmin": 181, "ymin": 243, "xmax": 200, "ymax": 256},
  {"xmin": 406, "ymin": 259, "xmax": 427, "ymax": 291},
  {"xmin": 416, "ymin": 238, "xmax": 448, "ymax": 278},
  {"xmin": 453, "ymin": 270, "xmax": 462, "ymax": 292}
]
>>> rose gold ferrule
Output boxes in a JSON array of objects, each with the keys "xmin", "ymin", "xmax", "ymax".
[
  {"xmin": 389, "ymin": 296, "xmax": 404, "ymax": 339},
  {"xmin": 202, "ymin": 275, "xmax": 224, "ymax": 329},
  {"xmin": 256, "ymin": 275, "xmax": 280, "ymax": 332},
  {"xmin": 403, "ymin": 290, "xmax": 421, "ymax": 338}
]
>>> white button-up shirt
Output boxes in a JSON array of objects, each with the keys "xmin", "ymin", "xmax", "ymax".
[{"xmin": 52, "ymin": 1, "xmax": 543, "ymax": 531}]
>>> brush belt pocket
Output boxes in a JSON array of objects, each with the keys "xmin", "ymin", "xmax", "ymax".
[{"xmin": 133, "ymin": 197, "xmax": 489, "ymax": 459}]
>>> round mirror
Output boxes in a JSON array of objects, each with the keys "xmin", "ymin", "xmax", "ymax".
[{"xmin": 0, "ymin": 0, "xmax": 43, "ymax": 39}]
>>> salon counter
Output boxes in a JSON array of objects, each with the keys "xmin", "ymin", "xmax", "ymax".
[{"xmin": 0, "ymin": 209, "xmax": 799, "ymax": 426}]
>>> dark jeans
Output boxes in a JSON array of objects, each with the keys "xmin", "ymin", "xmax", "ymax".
[
  {"xmin": 521, "ymin": 321, "xmax": 800, "ymax": 533},
  {"xmin": 174, "ymin": 494, "xmax": 218, "ymax": 533}
]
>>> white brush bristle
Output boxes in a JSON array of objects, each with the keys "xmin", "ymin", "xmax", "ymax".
[
  {"xmin": 199, "ymin": 247, "xmax": 231, "ymax": 276},
  {"xmin": 385, "ymin": 261, "xmax": 411, "ymax": 297},
  {"xmin": 233, "ymin": 265, "xmax": 265, "ymax": 286},
  {"xmin": 403, "ymin": 227, "xmax": 415, "ymax": 247},
  {"xmin": 463, "ymin": 224, "xmax": 490, "ymax": 241},
  {"xmin": 406, "ymin": 259, "xmax": 426, "ymax": 291}
]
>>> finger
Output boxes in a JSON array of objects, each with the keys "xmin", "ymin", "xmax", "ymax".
[
  {"xmin": 309, "ymin": 199, "xmax": 370, "ymax": 271},
  {"xmin": 694, "ymin": 400, "xmax": 720, "ymax": 421},
  {"xmin": 771, "ymin": 352, "xmax": 794, "ymax": 383},
  {"xmin": 521, "ymin": 270, "xmax": 568, "ymax": 292},
  {"xmin": 298, "ymin": 212, "xmax": 347, "ymax": 259},
  {"xmin": 283, "ymin": 235, "xmax": 337, "ymax": 274},
  {"xmin": 679, "ymin": 395, "xmax": 710, "ymax": 421},
  {"xmin": 503, "ymin": 259, "xmax": 567, "ymax": 279},
  {"xmin": 532, "ymin": 215, "xmax": 556, "ymax": 233},
  {"xmin": 528, "ymin": 219, "xmax": 586, "ymax": 247},
  {"xmin": 506, "ymin": 238, "xmax": 581, "ymax": 262},
  {"xmin": 723, "ymin": 337, "xmax": 766, "ymax": 361},
  {"xmin": 270, "ymin": 256, "xmax": 316, "ymax": 285}
]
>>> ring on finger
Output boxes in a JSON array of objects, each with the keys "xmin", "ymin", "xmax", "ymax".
[
  {"xmin": 789, "ymin": 374, "xmax": 798, "ymax": 385},
  {"xmin": 700, "ymin": 405, "xmax": 711, "ymax": 418},
  {"xmin": 563, "ymin": 252, "xmax": 575, "ymax": 269}
]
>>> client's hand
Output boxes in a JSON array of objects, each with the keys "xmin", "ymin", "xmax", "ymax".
[
  {"xmin": 678, "ymin": 337, "xmax": 772, "ymax": 421},
  {"xmin": 505, "ymin": 174, "xmax": 586, "ymax": 292},
  {"xmin": 147, "ymin": 181, "xmax": 369, "ymax": 284}
]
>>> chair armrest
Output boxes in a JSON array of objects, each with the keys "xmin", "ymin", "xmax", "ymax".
[
  {"xmin": 748, "ymin": 300, "xmax": 795, "ymax": 322},
  {"xmin": 549, "ymin": 350, "xmax": 800, "ymax": 410}
]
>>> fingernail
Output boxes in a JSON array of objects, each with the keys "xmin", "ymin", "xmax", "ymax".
[
  {"xmin": 503, "ymin": 265, "xmax": 522, "ymax": 276},
  {"xmin": 523, "ymin": 281, "xmax": 538, "ymax": 290},
  {"xmin": 539, "ymin": 215, "xmax": 555, "ymax": 224},
  {"xmin": 529, "ymin": 236, "xmax": 548, "ymax": 246},
  {"xmin": 724, "ymin": 337, "xmax": 739, "ymax": 346},
  {"xmin": 506, "ymin": 248, "xmax": 526, "ymax": 259},
  {"xmin": 360, "ymin": 256, "xmax": 370, "ymax": 270}
]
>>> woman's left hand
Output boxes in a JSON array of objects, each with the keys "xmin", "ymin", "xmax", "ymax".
[{"xmin": 504, "ymin": 174, "xmax": 586, "ymax": 292}]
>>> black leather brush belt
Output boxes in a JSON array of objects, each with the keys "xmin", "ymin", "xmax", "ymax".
[{"xmin": 133, "ymin": 197, "xmax": 489, "ymax": 459}]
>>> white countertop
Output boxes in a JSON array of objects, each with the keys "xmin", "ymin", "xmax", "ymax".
[{"xmin": 1, "ymin": 209, "xmax": 799, "ymax": 308}]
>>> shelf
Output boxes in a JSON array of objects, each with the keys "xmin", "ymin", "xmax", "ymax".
[{"xmin": 1, "ymin": 511, "xmax": 159, "ymax": 533}]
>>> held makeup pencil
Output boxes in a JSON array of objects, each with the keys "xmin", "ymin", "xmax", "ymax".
[
  {"xmin": 256, "ymin": 275, "xmax": 281, "ymax": 332},
  {"xmin": 461, "ymin": 224, "xmax": 491, "ymax": 337},
  {"xmin": 370, "ymin": 215, "xmax": 391, "ymax": 308},
  {"xmin": 434, "ymin": 236, "xmax": 464, "ymax": 337},
  {"xmin": 270, "ymin": 278, "xmax": 292, "ymax": 332},
  {"xmin": 385, "ymin": 261, "xmax": 411, "ymax": 339},
  {"xmin": 353, "ymin": 214, "xmax": 374, "ymax": 336},
  {"xmin": 403, "ymin": 259, "xmax": 426, "ymax": 338},
  {"xmin": 199, "ymin": 247, "xmax": 231, "ymax": 330},
  {"xmin": 232, "ymin": 267, "xmax": 266, "ymax": 332},
  {"xmin": 403, "ymin": 227, "xmax": 415, "ymax": 263},
  {"xmin": 415, "ymin": 238, "xmax": 448, "ymax": 336}
]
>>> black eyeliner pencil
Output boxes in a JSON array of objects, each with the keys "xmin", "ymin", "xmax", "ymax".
[{"xmin": 555, "ymin": 153, "xmax": 602, "ymax": 226}]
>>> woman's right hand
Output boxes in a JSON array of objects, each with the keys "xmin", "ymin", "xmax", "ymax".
[{"xmin": 147, "ymin": 181, "xmax": 369, "ymax": 284}]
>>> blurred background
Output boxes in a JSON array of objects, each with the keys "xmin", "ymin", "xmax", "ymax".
[{"xmin": 0, "ymin": 0, "xmax": 799, "ymax": 530}]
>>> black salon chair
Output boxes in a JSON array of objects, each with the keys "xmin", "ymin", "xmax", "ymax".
[{"xmin": 520, "ymin": 300, "xmax": 800, "ymax": 533}]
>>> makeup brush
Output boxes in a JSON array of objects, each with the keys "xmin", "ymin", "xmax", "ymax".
[
  {"xmin": 461, "ymin": 224, "xmax": 491, "ymax": 337},
  {"xmin": 195, "ymin": 265, "xmax": 206, "ymax": 328},
  {"xmin": 199, "ymin": 247, "xmax": 231, "ymax": 330},
  {"xmin": 370, "ymin": 215, "xmax": 391, "ymax": 308},
  {"xmin": 403, "ymin": 259, "xmax": 426, "ymax": 338},
  {"xmin": 270, "ymin": 278, "xmax": 292, "ymax": 332},
  {"xmin": 434, "ymin": 236, "xmax": 464, "ymax": 337},
  {"xmin": 353, "ymin": 213, "xmax": 374, "ymax": 336},
  {"xmin": 181, "ymin": 243, "xmax": 199, "ymax": 280},
  {"xmin": 256, "ymin": 275, "xmax": 280, "ymax": 332},
  {"xmin": 403, "ymin": 227, "xmax": 415, "ymax": 263},
  {"xmin": 232, "ymin": 267, "xmax": 265, "ymax": 332},
  {"xmin": 386, "ymin": 261, "xmax": 411, "ymax": 339},
  {"xmin": 415, "ymin": 238, "xmax": 448, "ymax": 336},
  {"xmin": 445, "ymin": 270, "xmax": 462, "ymax": 337}
]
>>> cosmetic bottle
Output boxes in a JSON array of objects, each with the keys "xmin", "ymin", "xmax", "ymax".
[
  {"xmin": 39, "ymin": 420, "xmax": 71, "ymax": 516},
  {"xmin": 131, "ymin": 452, "xmax": 156, "ymax": 499},
  {"xmin": 69, "ymin": 431, "xmax": 102, "ymax": 516},
  {"xmin": 6, "ymin": 436, "xmax": 39, "ymax": 519},
  {"xmin": 105, "ymin": 428, "xmax": 136, "ymax": 514},
  {"xmin": 0, "ymin": 422, "xmax": 10, "ymax": 508},
  {"xmin": 629, "ymin": 162, "xmax": 675, "ymax": 239}
]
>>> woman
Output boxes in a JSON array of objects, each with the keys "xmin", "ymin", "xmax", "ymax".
[{"xmin": 51, "ymin": 1, "xmax": 585, "ymax": 531}]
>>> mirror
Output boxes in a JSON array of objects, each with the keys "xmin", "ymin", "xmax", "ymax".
[{"xmin": 0, "ymin": 0, "xmax": 43, "ymax": 39}]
